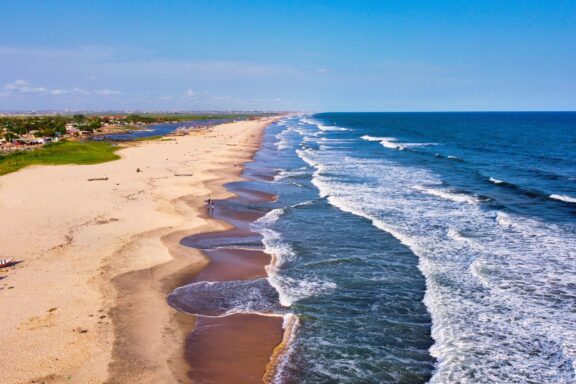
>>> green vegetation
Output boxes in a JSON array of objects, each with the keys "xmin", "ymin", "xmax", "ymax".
[
  {"xmin": 0, "ymin": 115, "xmax": 68, "ymax": 138},
  {"xmin": 0, "ymin": 113, "xmax": 274, "ymax": 140},
  {"xmin": 0, "ymin": 141, "xmax": 121, "ymax": 176},
  {"xmin": 0, "ymin": 115, "xmax": 102, "ymax": 139},
  {"xmin": 130, "ymin": 113, "xmax": 271, "ymax": 121}
]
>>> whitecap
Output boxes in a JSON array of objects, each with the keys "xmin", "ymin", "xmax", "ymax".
[
  {"xmin": 361, "ymin": 135, "xmax": 436, "ymax": 150},
  {"xmin": 299, "ymin": 143, "xmax": 576, "ymax": 381},
  {"xmin": 550, "ymin": 194, "xmax": 576, "ymax": 203},
  {"xmin": 412, "ymin": 184, "xmax": 479, "ymax": 205},
  {"xmin": 489, "ymin": 176, "xmax": 504, "ymax": 184}
]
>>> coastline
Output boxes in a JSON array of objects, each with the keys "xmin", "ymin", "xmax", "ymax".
[
  {"xmin": 0, "ymin": 117, "xmax": 279, "ymax": 383},
  {"xmin": 169, "ymin": 167, "xmax": 285, "ymax": 382}
]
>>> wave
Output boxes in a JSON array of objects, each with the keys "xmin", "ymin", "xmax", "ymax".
[
  {"xmin": 167, "ymin": 278, "xmax": 281, "ymax": 317},
  {"xmin": 317, "ymin": 124, "xmax": 349, "ymax": 132},
  {"xmin": 495, "ymin": 212, "xmax": 514, "ymax": 228},
  {"xmin": 252, "ymin": 208, "xmax": 285, "ymax": 228},
  {"xmin": 550, "ymin": 194, "xmax": 576, "ymax": 204},
  {"xmin": 259, "ymin": 226, "xmax": 336, "ymax": 307},
  {"xmin": 485, "ymin": 176, "xmax": 559, "ymax": 201},
  {"xmin": 434, "ymin": 153, "xmax": 464, "ymax": 162},
  {"xmin": 447, "ymin": 228, "xmax": 482, "ymax": 247},
  {"xmin": 298, "ymin": 144, "xmax": 576, "ymax": 382},
  {"xmin": 181, "ymin": 233, "xmax": 262, "ymax": 250},
  {"xmin": 274, "ymin": 168, "xmax": 310, "ymax": 182},
  {"xmin": 486, "ymin": 176, "xmax": 524, "ymax": 191},
  {"xmin": 486, "ymin": 177, "xmax": 576, "ymax": 204},
  {"xmin": 270, "ymin": 314, "xmax": 301, "ymax": 384},
  {"xmin": 412, "ymin": 185, "xmax": 480, "ymax": 205},
  {"xmin": 251, "ymin": 204, "xmax": 337, "ymax": 307},
  {"xmin": 361, "ymin": 135, "xmax": 437, "ymax": 151},
  {"xmin": 290, "ymin": 199, "xmax": 315, "ymax": 208},
  {"xmin": 275, "ymin": 128, "xmax": 293, "ymax": 150},
  {"xmin": 300, "ymin": 117, "xmax": 317, "ymax": 126},
  {"xmin": 299, "ymin": 116, "xmax": 350, "ymax": 132},
  {"xmin": 361, "ymin": 135, "xmax": 403, "ymax": 149}
]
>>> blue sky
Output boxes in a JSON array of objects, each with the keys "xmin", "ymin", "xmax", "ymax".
[{"xmin": 0, "ymin": 0, "xmax": 575, "ymax": 111}]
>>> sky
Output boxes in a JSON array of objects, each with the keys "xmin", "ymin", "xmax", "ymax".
[{"xmin": 0, "ymin": 0, "xmax": 575, "ymax": 112}]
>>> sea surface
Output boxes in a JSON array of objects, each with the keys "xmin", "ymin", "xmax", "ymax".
[{"xmin": 181, "ymin": 112, "xmax": 576, "ymax": 383}]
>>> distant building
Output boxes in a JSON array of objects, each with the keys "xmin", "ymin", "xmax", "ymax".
[{"xmin": 66, "ymin": 124, "xmax": 80, "ymax": 135}]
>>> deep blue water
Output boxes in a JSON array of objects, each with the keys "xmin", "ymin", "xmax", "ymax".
[
  {"xmin": 252, "ymin": 113, "xmax": 576, "ymax": 383},
  {"xmin": 175, "ymin": 112, "xmax": 576, "ymax": 383}
]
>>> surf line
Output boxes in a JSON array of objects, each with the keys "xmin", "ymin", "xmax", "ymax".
[{"xmin": 167, "ymin": 154, "xmax": 297, "ymax": 383}]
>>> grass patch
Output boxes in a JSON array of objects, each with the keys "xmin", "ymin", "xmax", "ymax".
[{"xmin": 0, "ymin": 141, "xmax": 121, "ymax": 176}]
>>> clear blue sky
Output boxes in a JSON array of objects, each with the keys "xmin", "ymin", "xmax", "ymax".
[{"xmin": 0, "ymin": 0, "xmax": 575, "ymax": 111}]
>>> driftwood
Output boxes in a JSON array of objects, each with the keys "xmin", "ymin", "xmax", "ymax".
[
  {"xmin": 0, "ymin": 257, "xmax": 14, "ymax": 267},
  {"xmin": 174, "ymin": 173, "xmax": 194, "ymax": 177},
  {"xmin": 87, "ymin": 177, "xmax": 108, "ymax": 181}
]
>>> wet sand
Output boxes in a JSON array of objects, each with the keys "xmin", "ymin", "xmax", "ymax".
[
  {"xmin": 174, "ymin": 171, "xmax": 286, "ymax": 382},
  {"xmin": 186, "ymin": 314, "xmax": 284, "ymax": 383}
]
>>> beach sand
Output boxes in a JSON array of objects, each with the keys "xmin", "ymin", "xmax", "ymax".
[{"xmin": 0, "ymin": 117, "xmax": 279, "ymax": 384}]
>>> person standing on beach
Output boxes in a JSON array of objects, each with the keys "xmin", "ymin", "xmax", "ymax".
[{"xmin": 207, "ymin": 198, "xmax": 215, "ymax": 216}]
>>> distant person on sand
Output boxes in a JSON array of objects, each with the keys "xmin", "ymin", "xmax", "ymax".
[{"xmin": 207, "ymin": 198, "xmax": 215, "ymax": 215}]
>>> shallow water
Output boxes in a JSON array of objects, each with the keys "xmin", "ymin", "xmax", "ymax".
[{"xmin": 175, "ymin": 112, "xmax": 576, "ymax": 383}]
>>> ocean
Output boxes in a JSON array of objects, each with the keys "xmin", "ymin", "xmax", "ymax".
[{"xmin": 177, "ymin": 112, "xmax": 576, "ymax": 383}]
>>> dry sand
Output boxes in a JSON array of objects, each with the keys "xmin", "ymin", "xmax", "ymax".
[{"xmin": 0, "ymin": 118, "xmax": 277, "ymax": 384}]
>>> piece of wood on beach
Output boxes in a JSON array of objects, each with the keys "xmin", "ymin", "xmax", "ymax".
[
  {"xmin": 174, "ymin": 173, "xmax": 194, "ymax": 177},
  {"xmin": 87, "ymin": 177, "xmax": 109, "ymax": 181},
  {"xmin": 0, "ymin": 257, "xmax": 15, "ymax": 268}
]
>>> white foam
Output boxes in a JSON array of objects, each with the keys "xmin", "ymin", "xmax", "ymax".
[
  {"xmin": 402, "ymin": 142, "xmax": 438, "ymax": 148},
  {"xmin": 274, "ymin": 125, "xmax": 297, "ymax": 150},
  {"xmin": 274, "ymin": 168, "xmax": 309, "ymax": 181},
  {"xmin": 495, "ymin": 212, "xmax": 518, "ymax": 230},
  {"xmin": 361, "ymin": 135, "xmax": 389, "ymax": 142},
  {"xmin": 252, "ymin": 208, "xmax": 285, "ymax": 228},
  {"xmin": 361, "ymin": 135, "xmax": 436, "ymax": 150},
  {"xmin": 270, "ymin": 312, "xmax": 301, "ymax": 384},
  {"xmin": 489, "ymin": 176, "xmax": 504, "ymax": 184},
  {"xmin": 317, "ymin": 123, "xmax": 349, "ymax": 132},
  {"xmin": 168, "ymin": 278, "xmax": 280, "ymax": 317},
  {"xmin": 361, "ymin": 135, "xmax": 402, "ymax": 149},
  {"xmin": 300, "ymin": 117, "xmax": 317, "ymax": 126},
  {"xmin": 250, "ymin": 198, "xmax": 337, "ymax": 307},
  {"xmin": 550, "ymin": 194, "xmax": 576, "ymax": 203},
  {"xmin": 412, "ymin": 184, "xmax": 479, "ymax": 205},
  {"xmin": 298, "ymin": 144, "xmax": 576, "ymax": 382},
  {"xmin": 291, "ymin": 200, "xmax": 314, "ymax": 208}
]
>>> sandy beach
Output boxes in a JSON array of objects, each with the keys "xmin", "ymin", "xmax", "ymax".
[
  {"xmin": 170, "ymin": 176, "xmax": 286, "ymax": 383},
  {"xmin": 0, "ymin": 117, "xmax": 278, "ymax": 384}
]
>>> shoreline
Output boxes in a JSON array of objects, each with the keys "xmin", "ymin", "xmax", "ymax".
[
  {"xmin": 168, "ymin": 138, "xmax": 287, "ymax": 382},
  {"xmin": 0, "ymin": 117, "xmax": 279, "ymax": 383}
]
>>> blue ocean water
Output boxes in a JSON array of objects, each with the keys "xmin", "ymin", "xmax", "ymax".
[{"xmin": 245, "ymin": 113, "xmax": 576, "ymax": 383}]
